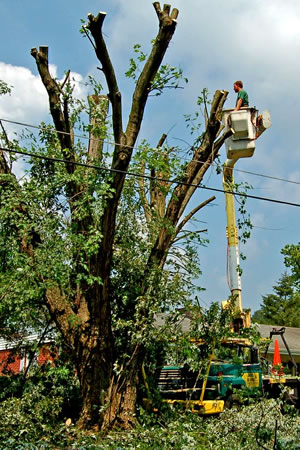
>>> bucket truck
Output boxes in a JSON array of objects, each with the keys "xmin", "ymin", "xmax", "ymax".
[{"xmin": 145, "ymin": 107, "xmax": 274, "ymax": 414}]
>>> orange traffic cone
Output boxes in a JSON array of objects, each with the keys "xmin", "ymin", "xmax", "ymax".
[{"xmin": 272, "ymin": 339, "xmax": 283, "ymax": 375}]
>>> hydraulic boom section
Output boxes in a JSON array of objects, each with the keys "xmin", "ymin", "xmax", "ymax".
[
  {"xmin": 222, "ymin": 107, "xmax": 271, "ymax": 328},
  {"xmin": 223, "ymin": 159, "xmax": 242, "ymax": 311}
]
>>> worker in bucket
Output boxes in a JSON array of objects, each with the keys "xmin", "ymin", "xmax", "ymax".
[{"xmin": 234, "ymin": 80, "xmax": 249, "ymax": 110}]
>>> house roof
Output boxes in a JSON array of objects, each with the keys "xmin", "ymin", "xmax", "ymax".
[
  {"xmin": 154, "ymin": 312, "xmax": 191, "ymax": 333},
  {"xmin": 1, "ymin": 319, "xmax": 299, "ymax": 358},
  {"xmin": 154, "ymin": 313, "xmax": 300, "ymax": 356},
  {"xmin": 0, "ymin": 334, "xmax": 53, "ymax": 352},
  {"xmin": 257, "ymin": 324, "xmax": 300, "ymax": 356}
]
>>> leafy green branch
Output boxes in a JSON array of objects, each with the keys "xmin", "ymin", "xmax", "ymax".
[{"xmin": 125, "ymin": 43, "xmax": 188, "ymax": 96}]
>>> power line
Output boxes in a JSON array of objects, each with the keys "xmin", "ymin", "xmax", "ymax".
[
  {"xmin": 1, "ymin": 146, "xmax": 300, "ymax": 208},
  {"xmin": 181, "ymin": 154, "xmax": 300, "ymax": 186},
  {"xmin": 1, "ymin": 117, "xmax": 300, "ymax": 187}
]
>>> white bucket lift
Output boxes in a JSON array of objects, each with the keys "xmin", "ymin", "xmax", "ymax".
[
  {"xmin": 223, "ymin": 107, "xmax": 257, "ymax": 159},
  {"xmin": 223, "ymin": 108, "xmax": 271, "ymax": 159}
]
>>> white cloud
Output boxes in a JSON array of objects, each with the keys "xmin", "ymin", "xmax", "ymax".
[
  {"xmin": 0, "ymin": 62, "xmax": 89, "ymax": 140},
  {"xmin": 0, "ymin": 62, "xmax": 49, "ymax": 137},
  {"xmin": 0, "ymin": 62, "xmax": 89, "ymax": 179}
]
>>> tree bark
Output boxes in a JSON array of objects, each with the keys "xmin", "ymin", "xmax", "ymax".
[
  {"xmin": 87, "ymin": 95, "xmax": 109, "ymax": 162},
  {"xmin": 102, "ymin": 347, "xmax": 142, "ymax": 430}
]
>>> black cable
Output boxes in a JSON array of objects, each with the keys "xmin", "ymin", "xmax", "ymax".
[
  {"xmin": 1, "ymin": 146, "xmax": 300, "ymax": 208},
  {"xmin": 1, "ymin": 117, "xmax": 300, "ymax": 186}
]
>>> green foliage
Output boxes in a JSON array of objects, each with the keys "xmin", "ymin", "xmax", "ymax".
[
  {"xmin": 105, "ymin": 398, "xmax": 299, "ymax": 449},
  {"xmin": 150, "ymin": 63, "xmax": 187, "ymax": 96},
  {"xmin": 184, "ymin": 88, "xmax": 211, "ymax": 145},
  {"xmin": 253, "ymin": 241, "xmax": 300, "ymax": 327},
  {"xmin": 0, "ymin": 71, "xmax": 211, "ymax": 430},
  {"xmin": 0, "ymin": 43, "xmax": 253, "ymax": 433},
  {"xmin": 0, "ymin": 79, "xmax": 113, "ymax": 335},
  {"xmin": 125, "ymin": 43, "xmax": 188, "ymax": 95},
  {"xmin": 0, "ymin": 363, "xmax": 80, "ymax": 448},
  {"xmin": 0, "ymin": 80, "xmax": 12, "ymax": 96},
  {"xmin": 108, "ymin": 136, "xmax": 208, "ymax": 371},
  {"xmin": 252, "ymin": 271, "xmax": 300, "ymax": 327},
  {"xmin": 234, "ymin": 181, "xmax": 253, "ymax": 246},
  {"xmin": 145, "ymin": 301, "xmax": 243, "ymax": 386},
  {"xmin": 125, "ymin": 44, "xmax": 148, "ymax": 80},
  {"xmin": 0, "ymin": 397, "xmax": 298, "ymax": 449},
  {"xmin": 282, "ymin": 242, "xmax": 300, "ymax": 289}
]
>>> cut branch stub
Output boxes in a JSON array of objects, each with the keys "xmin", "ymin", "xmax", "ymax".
[
  {"xmin": 87, "ymin": 11, "xmax": 107, "ymax": 30},
  {"xmin": 38, "ymin": 46, "xmax": 48, "ymax": 59},
  {"xmin": 163, "ymin": 4, "xmax": 171, "ymax": 15},
  {"xmin": 153, "ymin": 3, "xmax": 179, "ymax": 23},
  {"xmin": 88, "ymin": 94, "xmax": 109, "ymax": 162}
]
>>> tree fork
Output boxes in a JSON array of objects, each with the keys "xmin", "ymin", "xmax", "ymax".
[
  {"xmin": 90, "ymin": 4, "xmax": 180, "ymax": 318},
  {"xmin": 145, "ymin": 90, "xmax": 230, "ymax": 273}
]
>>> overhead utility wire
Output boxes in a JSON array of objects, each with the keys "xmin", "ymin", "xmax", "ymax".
[
  {"xmin": 1, "ymin": 146, "xmax": 300, "ymax": 209},
  {"xmin": 177, "ymin": 154, "xmax": 300, "ymax": 186},
  {"xmin": 1, "ymin": 117, "xmax": 300, "ymax": 187}
]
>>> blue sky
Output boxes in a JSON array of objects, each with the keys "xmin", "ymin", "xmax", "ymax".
[{"xmin": 0, "ymin": 0, "xmax": 299, "ymax": 313}]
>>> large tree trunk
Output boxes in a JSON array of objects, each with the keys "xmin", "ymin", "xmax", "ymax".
[
  {"xmin": 102, "ymin": 347, "xmax": 142, "ymax": 430},
  {"xmin": 75, "ymin": 337, "xmax": 113, "ymax": 429},
  {"xmin": 44, "ymin": 285, "xmax": 115, "ymax": 430},
  {"xmin": 76, "ymin": 350, "xmax": 140, "ymax": 431}
]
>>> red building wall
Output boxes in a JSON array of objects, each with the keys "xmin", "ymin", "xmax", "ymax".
[
  {"xmin": 0, "ymin": 350, "xmax": 21, "ymax": 374},
  {"xmin": 0, "ymin": 345, "xmax": 54, "ymax": 375}
]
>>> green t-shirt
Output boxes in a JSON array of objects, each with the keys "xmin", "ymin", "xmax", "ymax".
[{"xmin": 236, "ymin": 89, "xmax": 249, "ymax": 107}]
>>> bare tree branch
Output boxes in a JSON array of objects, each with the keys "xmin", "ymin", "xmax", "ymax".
[
  {"xmin": 30, "ymin": 46, "xmax": 75, "ymax": 173},
  {"xmin": 175, "ymin": 196, "xmax": 215, "ymax": 236},
  {"xmin": 173, "ymin": 89, "xmax": 229, "ymax": 220},
  {"xmin": 60, "ymin": 69, "xmax": 70, "ymax": 91},
  {"xmin": 87, "ymin": 12, "xmax": 123, "ymax": 146},
  {"xmin": 173, "ymin": 229, "xmax": 208, "ymax": 244},
  {"xmin": 125, "ymin": 4, "xmax": 178, "ymax": 152}
]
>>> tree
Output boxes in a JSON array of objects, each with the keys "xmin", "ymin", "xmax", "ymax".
[
  {"xmin": 0, "ymin": 3, "xmax": 231, "ymax": 430},
  {"xmin": 252, "ymin": 271, "xmax": 300, "ymax": 328},
  {"xmin": 281, "ymin": 242, "xmax": 300, "ymax": 288}
]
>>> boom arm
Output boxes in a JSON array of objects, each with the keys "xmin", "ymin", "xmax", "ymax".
[
  {"xmin": 223, "ymin": 158, "xmax": 242, "ymax": 312},
  {"xmin": 222, "ymin": 107, "xmax": 271, "ymax": 329}
]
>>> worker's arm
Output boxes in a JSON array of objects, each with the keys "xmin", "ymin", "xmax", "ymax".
[{"xmin": 235, "ymin": 98, "xmax": 243, "ymax": 111}]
